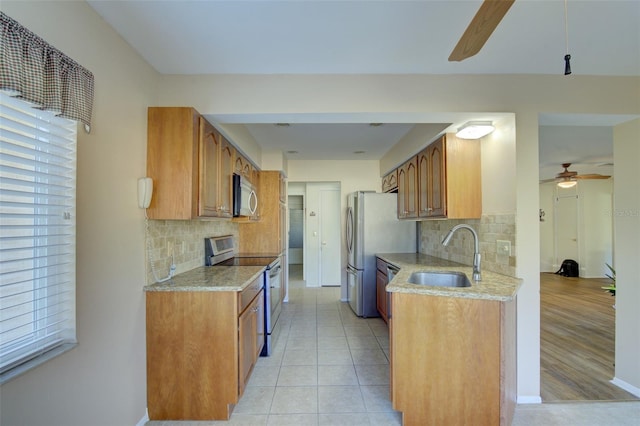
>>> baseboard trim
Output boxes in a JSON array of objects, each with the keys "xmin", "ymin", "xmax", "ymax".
[
  {"xmin": 611, "ymin": 377, "xmax": 640, "ymax": 398},
  {"xmin": 135, "ymin": 408, "xmax": 149, "ymax": 426},
  {"xmin": 517, "ymin": 395, "xmax": 543, "ymax": 404}
]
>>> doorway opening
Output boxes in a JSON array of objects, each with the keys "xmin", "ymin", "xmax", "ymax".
[{"xmin": 288, "ymin": 194, "xmax": 304, "ymax": 282}]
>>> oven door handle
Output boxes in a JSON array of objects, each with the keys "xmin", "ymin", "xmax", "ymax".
[{"xmin": 269, "ymin": 265, "xmax": 281, "ymax": 282}]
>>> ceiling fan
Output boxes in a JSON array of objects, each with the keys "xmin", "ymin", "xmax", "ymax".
[
  {"xmin": 449, "ymin": 0, "xmax": 516, "ymax": 62},
  {"xmin": 540, "ymin": 163, "xmax": 611, "ymax": 188}
]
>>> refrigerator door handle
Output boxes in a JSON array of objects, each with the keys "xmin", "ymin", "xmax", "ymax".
[{"xmin": 346, "ymin": 207, "xmax": 354, "ymax": 255}]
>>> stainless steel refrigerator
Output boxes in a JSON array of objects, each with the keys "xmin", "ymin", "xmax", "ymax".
[{"xmin": 345, "ymin": 191, "xmax": 417, "ymax": 317}]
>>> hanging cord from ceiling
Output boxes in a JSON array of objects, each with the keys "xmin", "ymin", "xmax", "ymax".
[{"xmin": 563, "ymin": 0, "xmax": 572, "ymax": 75}]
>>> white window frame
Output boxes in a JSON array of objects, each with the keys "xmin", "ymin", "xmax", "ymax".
[{"xmin": 0, "ymin": 93, "xmax": 78, "ymax": 384}]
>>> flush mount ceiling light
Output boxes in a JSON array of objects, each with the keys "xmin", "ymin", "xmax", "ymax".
[
  {"xmin": 456, "ymin": 121, "xmax": 495, "ymax": 139},
  {"xmin": 557, "ymin": 179, "xmax": 577, "ymax": 189}
]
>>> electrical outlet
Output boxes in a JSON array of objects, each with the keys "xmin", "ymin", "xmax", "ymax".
[{"xmin": 496, "ymin": 240, "xmax": 511, "ymax": 256}]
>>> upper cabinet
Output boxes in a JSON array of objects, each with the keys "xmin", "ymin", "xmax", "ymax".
[
  {"xmin": 382, "ymin": 169, "xmax": 398, "ymax": 193},
  {"xmin": 146, "ymin": 107, "xmax": 233, "ymax": 220},
  {"xmin": 239, "ymin": 171, "xmax": 286, "ymax": 254},
  {"xmin": 198, "ymin": 118, "xmax": 233, "ymax": 218},
  {"xmin": 393, "ymin": 133, "xmax": 481, "ymax": 220},
  {"xmin": 417, "ymin": 136, "xmax": 446, "ymax": 218},
  {"xmin": 397, "ymin": 156, "xmax": 418, "ymax": 219},
  {"xmin": 234, "ymin": 152, "xmax": 254, "ymax": 184}
]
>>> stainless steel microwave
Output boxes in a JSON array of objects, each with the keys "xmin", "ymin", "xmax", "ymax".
[{"xmin": 233, "ymin": 174, "xmax": 257, "ymax": 217}]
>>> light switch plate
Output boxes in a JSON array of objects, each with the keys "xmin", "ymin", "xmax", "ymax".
[{"xmin": 497, "ymin": 240, "xmax": 511, "ymax": 256}]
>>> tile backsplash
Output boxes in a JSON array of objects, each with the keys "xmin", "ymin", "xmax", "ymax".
[
  {"xmin": 144, "ymin": 219, "xmax": 239, "ymax": 285},
  {"xmin": 419, "ymin": 214, "xmax": 516, "ymax": 277}
]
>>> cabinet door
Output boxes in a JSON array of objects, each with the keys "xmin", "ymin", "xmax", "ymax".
[
  {"xmin": 417, "ymin": 148, "xmax": 429, "ymax": 217},
  {"xmin": 376, "ymin": 269, "xmax": 389, "ymax": 323},
  {"xmin": 427, "ymin": 138, "xmax": 446, "ymax": 217},
  {"xmin": 198, "ymin": 117, "xmax": 220, "ymax": 217},
  {"xmin": 255, "ymin": 291, "xmax": 265, "ymax": 359},
  {"xmin": 238, "ymin": 291, "xmax": 262, "ymax": 397},
  {"xmin": 398, "ymin": 157, "xmax": 418, "ymax": 219},
  {"xmin": 219, "ymin": 137, "xmax": 234, "ymax": 217},
  {"xmin": 382, "ymin": 170, "xmax": 398, "ymax": 193},
  {"xmin": 397, "ymin": 166, "xmax": 406, "ymax": 218}
]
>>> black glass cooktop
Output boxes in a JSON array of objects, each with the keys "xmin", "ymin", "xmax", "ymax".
[{"xmin": 219, "ymin": 257, "xmax": 278, "ymax": 267}]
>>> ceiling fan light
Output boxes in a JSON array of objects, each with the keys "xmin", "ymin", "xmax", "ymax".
[
  {"xmin": 456, "ymin": 121, "xmax": 495, "ymax": 139},
  {"xmin": 557, "ymin": 180, "xmax": 577, "ymax": 189}
]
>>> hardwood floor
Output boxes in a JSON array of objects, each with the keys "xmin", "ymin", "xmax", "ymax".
[{"xmin": 540, "ymin": 273, "xmax": 639, "ymax": 402}]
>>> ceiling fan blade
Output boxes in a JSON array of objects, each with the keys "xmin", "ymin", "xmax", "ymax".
[
  {"xmin": 575, "ymin": 174, "xmax": 611, "ymax": 180},
  {"xmin": 539, "ymin": 178, "xmax": 558, "ymax": 184},
  {"xmin": 448, "ymin": 0, "xmax": 515, "ymax": 62}
]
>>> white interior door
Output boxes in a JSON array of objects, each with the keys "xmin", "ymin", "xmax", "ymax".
[
  {"xmin": 319, "ymin": 189, "xmax": 341, "ymax": 286},
  {"xmin": 555, "ymin": 194, "xmax": 579, "ymax": 268}
]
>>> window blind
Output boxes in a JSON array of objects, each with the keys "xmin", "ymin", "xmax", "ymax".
[{"xmin": 0, "ymin": 93, "xmax": 77, "ymax": 382}]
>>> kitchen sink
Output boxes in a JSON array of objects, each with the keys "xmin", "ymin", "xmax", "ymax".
[{"xmin": 407, "ymin": 271, "xmax": 472, "ymax": 288}]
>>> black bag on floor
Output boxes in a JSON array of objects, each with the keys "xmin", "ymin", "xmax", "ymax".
[{"xmin": 555, "ymin": 259, "xmax": 579, "ymax": 277}]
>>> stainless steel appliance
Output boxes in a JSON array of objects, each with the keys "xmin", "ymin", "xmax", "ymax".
[
  {"xmin": 232, "ymin": 174, "xmax": 257, "ymax": 217},
  {"xmin": 345, "ymin": 192, "xmax": 416, "ymax": 317},
  {"xmin": 204, "ymin": 236, "xmax": 282, "ymax": 356}
]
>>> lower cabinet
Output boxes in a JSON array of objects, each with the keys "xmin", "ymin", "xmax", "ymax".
[
  {"xmin": 238, "ymin": 290, "xmax": 264, "ymax": 397},
  {"xmin": 146, "ymin": 275, "xmax": 265, "ymax": 420},
  {"xmin": 390, "ymin": 292, "xmax": 516, "ymax": 425},
  {"xmin": 375, "ymin": 258, "xmax": 390, "ymax": 323}
]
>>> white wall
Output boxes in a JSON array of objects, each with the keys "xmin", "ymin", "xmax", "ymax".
[
  {"xmin": 579, "ymin": 179, "xmax": 614, "ymax": 278},
  {"xmin": 287, "ymin": 160, "xmax": 380, "ymax": 299},
  {"xmin": 2, "ymin": 2, "xmax": 639, "ymax": 420},
  {"xmin": 539, "ymin": 180, "xmax": 613, "ymax": 277},
  {"xmin": 481, "ymin": 116, "xmax": 517, "ymax": 215},
  {"xmin": 613, "ymin": 118, "xmax": 640, "ymax": 396},
  {"xmin": 1, "ymin": 2, "xmax": 158, "ymax": 425},
  {"xmin": 379, "ymin": 123, "xmax": 450, "ymax": 174},
  {"xmin": 539, "ymin": 183, "xmax": 557, "ymax": 272}
]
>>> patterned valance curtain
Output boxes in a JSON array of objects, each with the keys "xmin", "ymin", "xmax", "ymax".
[{"xmin": 0, "ymin": 12, "xmax": 94, "ymax": 132}]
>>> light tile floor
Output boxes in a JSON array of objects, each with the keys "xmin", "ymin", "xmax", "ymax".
[{"xmin": 148, "ymin": 278, "xmax": 640, "ymax": 426}]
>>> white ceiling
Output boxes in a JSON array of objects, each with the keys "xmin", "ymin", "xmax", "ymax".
[{"xmin": 87, "ymin": 0, "xmax": 640, "ymax": 172}]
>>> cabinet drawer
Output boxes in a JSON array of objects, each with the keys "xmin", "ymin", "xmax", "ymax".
[
  {"xmin": 376, "ymin": 258, "xmax": 388, "ymax": 273},
  {"xmin": 239, "ymin": 273, "xmax": 265, "ymax": 314}
]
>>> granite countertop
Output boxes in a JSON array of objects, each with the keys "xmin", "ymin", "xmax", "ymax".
[
  {"xmin": 378, "ymin": 253, "xmax": 522, "ymax": 301},
  {"xmin": 143, "ymin": 265, "xmax": 265, "ymax": 292}
]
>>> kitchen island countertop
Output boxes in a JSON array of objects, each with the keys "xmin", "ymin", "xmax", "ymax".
[
  {"xmin": 143, "ymin": 265, "xmax": 265, "ymax": 292},
  {"xmin": 378, "ymin": 252, "xmax": 521, "ymax": 301}
]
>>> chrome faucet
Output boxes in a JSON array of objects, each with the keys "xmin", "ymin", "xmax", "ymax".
[{"xmin": 442, "ymin": 224, "xmax": 481, "ymax": 281}]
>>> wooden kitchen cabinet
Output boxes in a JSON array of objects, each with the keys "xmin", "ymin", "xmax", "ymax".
[
  {"xmin": 234, "ymin": 152, "xmax": 253, "ymax": 183},
  {"xmin": 397, "ymin": 156, "xmax": 418, "ymax": 219},
  {"xmin": 146, "ymin": 107, "xmax": 233, "ymax": 219},
  {"xmin": 199, "ymin": 119, "xmax": 234, "ymax": 217},
  {"xmin": 238, "ymin": 290, "xmax": 264, "ymax": 397},
  {"xmin": 146, "ymin": 275, "xmax": 265, "ymax": 420},
  {"xmin": 390, "ymin": 293, "xmax": 516, "ymax": 425},
  {"xmin": 238, "ymin": 170, "xmax": 287, "ymax": 254},
  {"xmin": 418, "ymin": 134, "xmax": 481, "ymax": 219},
  {"xmin": 376, "ymin": 269, "xmax": 389, "ymax": 323},
  {"xmin": 382, "ymin": 169, "xmax": 398, "ymax": 193}
]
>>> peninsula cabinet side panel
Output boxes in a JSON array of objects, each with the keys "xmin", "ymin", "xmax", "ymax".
[
  {"xmin": 391, "ymin": 293, "xmax": 502, "ymax": 426},
  {"xmin": 146, "ymin": 291, "xmax": 238, "ymax": 420},
  {"xmin": 501, "ymin": 297, "xmax": 517, "ymax": 426}
]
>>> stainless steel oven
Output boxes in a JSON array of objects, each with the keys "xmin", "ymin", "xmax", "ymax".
[{"xmin": 204, "ymin": 235, "xmax": 282, "ymax": 356}]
